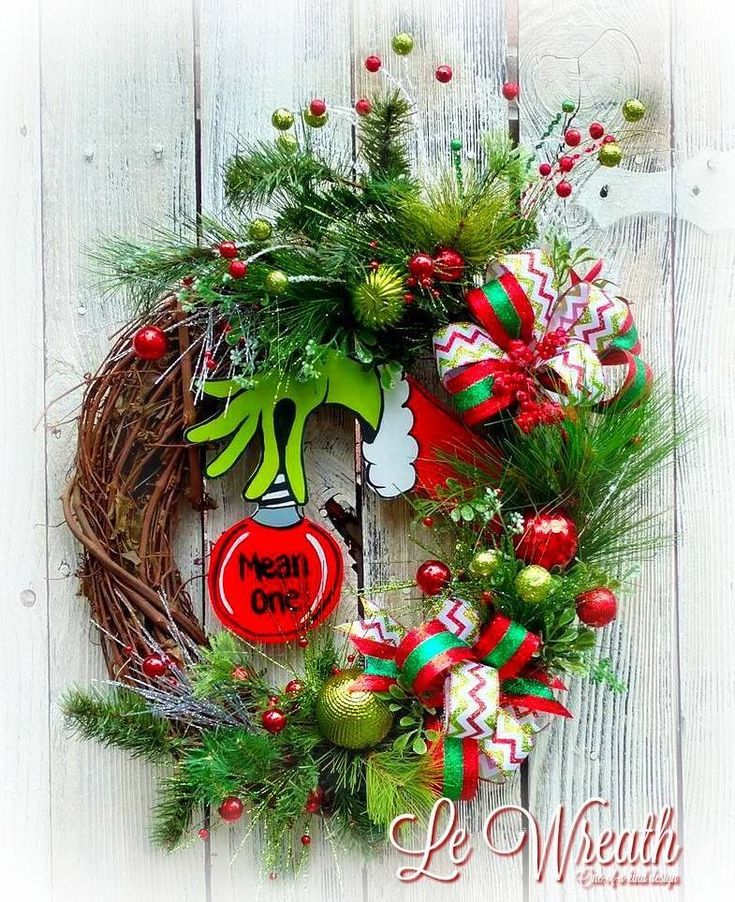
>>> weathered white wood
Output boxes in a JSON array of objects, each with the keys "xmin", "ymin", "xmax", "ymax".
[
  {"xmin": 671, "ymin": 0, "xmax": 735, "ymax": 894},
  {"xmin": 519, "ymin": 2, "xmax": 679, "ymax": 900},
  {"xmin": 0, "ymin": 7, "xmax": 51, "ymax": 900},
  {"xmin": 40, "ymin": 2, "xmax": 203, "ymax": 900}
]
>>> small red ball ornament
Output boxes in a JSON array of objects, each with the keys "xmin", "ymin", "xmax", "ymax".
[
  {"xmin": 285, "ymin": 679, "xmax": 303, "ymax": 695},
  {"xmin": 262, "ymin": 708, "xmax": 287, "ymax": 734},
  {"xmin": 564, "ymin": 128, "xmax": 581, "ymax": 147},
  {"xmin": 576, "ymin": 588, "xmax": 618, "ymax": 627},
  {"xmin": 502, "ymin": 81, "xmax": 519, "ymax": 101},
  {"xmin": 228, "ymin": 259, "xmax": 248, "ymax": 279},
  {"xmin": 301, "ymin": 834, "xmax": 312, "ymax": 846},
  {"xmin": 432, "ymin": 246, "xmax": 465, "ymax": 282},
  {"xmin": 218, "ymin": 241, "xmax": 238, "ymax": 259},
  {"xmin": 538, "ymin": 162, "xmax": 552, "ymax": 176},
  {"xmin": 416, "ymin": 560, "xmax": 451, "ymax": 595},
  {"xmin": 298, "ymin": 636, "xmax": 309, "ymax": 649},
  {"xmin": 141, "ymin": 653, "xmax": 168, "ymax": 678},
  {"xmin": 514, "ymin": 510, "xmax": 578, "ymax": 570},
  {"xmin": 435, "ymin": 65, "xmax": 453, "ymax": 83},
  {"xmin": 198, "ymin": 828, "xmax": 210, "ymax": 840},
  {"xmin": 602, "ymin": 134, "xmax": 617, "ymax": 144},
  {"xmin": 481, "ymin": 590, "xmax": 495, "ymax": 606},
  {"xmin": 309, "ymin": 98, "xmax": 327, "ymax": 117},
  {"xmin": 305, "ymin": 788, "xmax": 324, "ymax": 813},
  {"xmin": 556, "ymin": 180, "xmax": 573, "ymax": 198},
  {"xmin": 355, "ymin": 98, "xmax": 372, "ymax": 116},
  {"xmin": 132, "ymin": 326, "xmax": 168, "ymax": 361},
  {"xmin": 589, "ymin": 122, "xmax": 605, "ymax": 140},
  {"xmin": 408, "ymin": 253, "xmax": 435, "ymax": 280},
  {"xmin": 365, "ymin": 55, "xmax": 381, "ymax": 72},
  {"xmin": 422, "ymin": 516, "xmax": 434, "ymax": 528},
  {"xmin": 218, "ymin": 796, "xmax": 244, "ymax": 823},
  {"xmin": 559, "ymin": 155, "xmax": 574, "ymax": 173}
]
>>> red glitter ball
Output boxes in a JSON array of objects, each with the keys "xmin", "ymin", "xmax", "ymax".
[
  {"xmin": 262, "ymin": 708, "xmax": 287, "ymax": 734},
  {"xmin": 355, "ymin": 98, "xmax": 372, "ymax": 116},
  {"xmin": 576, "ymin": 587, "xmax": 618, "ymax": 627},
  {"xmin": 538, "ymin": 162, "xmax": 552, "ymax": 176},
  {"xmin": 132, "ymin": 326, "xmax": 167, "ymax": 361},
  {"xmin": 435, "ymin": 65, "xmax": 453, "ymax": 83},
  {"xmin": 218, "ymin": 241, "xmax": 238, "ymax": 259},
  {"xmin": 602, "ymin": 134, "xmax": 617, "ymax": 144},
  {"xmin": 564, "ymin": 128, "xmax": 581, "ymax": 147},
  {"xmin": 432, "ymin": 246, "xmax": 465, "ymax": 282},
  {"xmin": 589, "ymin": 122, "xmax": 605, "ymax": 140},
  {"xmin": 408, "ymin": 253, "xmax": 435, "ymax": 279},
  {"xmin": 513, "ymin": 510, "xmax": 578, "ymax": 570},
  {"xmin": 297, "ymin": 635, "xmax": 309, "ymax": 648},
  {"xmin": 285, "ymin": 679, "xmax": 303, "ymax": 695},
  {"xmin": 403, "ymin": 292, "xmax": 414, "ymax": 304},
  {"xmin": 301, "ymin": 834, "xmax": 312, "ymax": 846},
  {"xmin": 232, "ymin": 666, "xmax": 250, "ymax": 681},
  {"xmin": 218, "ymin": 796, "xmax": 244, "ymax": 823},
  {"xmin": 422, "ymin": 516, "xmax": 435, "ymax": 528},
  {"xmin": 228, "ymin": 259, "xmax": 248, "ymax": 279},
  {"xmin": 416, "ymin": 560, "xmax": 451, "ymax": 596},
  {"xmin": 365, "ymin": 55, "xmax": 381, "ymax": 73},
  {"xmin": 198, "ymin": 828, "xmax": 210, "ymax": 840},
  {"xmin": 141, "ymin": 653, "xmax": 168, "ymax": 678},
  {"xmin": 559, "ymin": 155, "xmax": 574, "ymax": 173},
  {"xmin": 556, "ymin": 180, "xmax": 573, "ymax": 198},
  {"xmin": 309, "ymin": 98, "xmax": 326, "ymax": 117},
  {"xmin": 501, "ymin": 81, "xmax": 519, "ymax": 101}
]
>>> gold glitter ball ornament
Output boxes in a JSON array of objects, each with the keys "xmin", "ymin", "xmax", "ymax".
[
  {"xmin": 303, "ymin": 108, "xmax": 329, "ymax": 128},
  {"xmin": 391, "ymin": 33, "xmax": 414, "ymax": 55},
  {"xmin": 277, "ymin": 133, "xmax": 298, "ymax": 154},
  {"xmin": 598, "ymin": 142, "xmax": 623, "ymax": 168},
  {"xmin": 248, "ymin": 218, "xmax": 272, "ymax": 241},
  {"xmin": 271, "ymin": 107, "xmax": 295, "ymax": 130},
  {"xmin": 468, "ymin": 548, "xmax": 503, "ymax": 578},
  {"xmin": 315, "ymin": 668, "xmax": 393, "ymax": 749},
  {"xmin": 622, "ymin": 98, "xmax": 646, "ymax": 122},
  {"xmin": 515, "ymin": 565, "xmax": 553, "ymax": 604},
  {"xmin": 264, "ymin": 270, "xmax": 289, "ymax": 295}
]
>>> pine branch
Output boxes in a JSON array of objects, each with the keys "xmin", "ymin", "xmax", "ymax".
[
  {"xmin": 358, "ymin": 91, "xmax": 413, "ymax": 180},
  {"xmin": 152, "ymin": 767, "xmax": 201, "ymax": 850},
  {"xmin": 365, "ymin": 750, "xmax": 440, "ymax": 826}
]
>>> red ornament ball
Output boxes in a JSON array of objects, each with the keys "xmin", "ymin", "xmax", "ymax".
[
  {"xmin": 262, "ymin": 708, "xmax": 287, "ymax": 734},
  {"xmin": 301, "ymin": 834, "xmax": 312, "ymax": 846},
  {"xmin": 602, "ymin": 134, "xmax": 617, "ymax": 144},
  {"xmin": 403, "ymin": 292, "xmax": 414, "ymax": 304},
  {"xmin": 198, "ymin": 828, "xmax": 210, "ymax": 840},
  {"xmin": 514, "ymin": 510, "xmax": 578, "ymax": 570},
  {"xmin": 355, "ymin": 98, "xmax": 372, "ymax": 116},
  {"xmin": 305, "ymin": 788, "xmax": 324, "ymax": 813},
  {"xmin": 502, "ymin": 81, "xmax": 519, "ymax": 101},
  {"xmin": 365, "ymin": 55, "xmax": 381, "ymax": 73},
  {"xmin": 435, "ymin": 65, "xmax": 453, "ymax": 83},
  {"xmin": 228, "ymin": 259, "xmax": 248, "ymax": 279},
  {"xmin": 564, "ymin": 128, "xmax": 581, "ymax": 147},
  {"xmin": 576, "ymin": 588, "xmax": 618, "ymax": 627},
  {"xmin": 538, "ymin": 162, "xmax": 552, "ymax": 177},
  {"xmin": 132, "ymin": 326, "xmax": 167, "ymax": 361},
  {"xmin": 309, "ymin": 98, "xmax": 327, "ymax": 117},
  {"xmin": 218, "ymin": 796, "xmax": 244, "ymax": 823},
  {"xmin": 589, "ymin": 122, "xmax": 605, "ymax": 140},
  {"xmin": 416, "ymin": 560, "xmax": 451, "ymax": 596},
  {"xmin": 432, "ymin": 246, "xmax": 465, "ymax": 282},
  {"xmin": 218, "ymin": 241, "xmax": 238, "ymax": 259},
  {"xmin": 421, "ymin": 515, "xmax": 434, "ymax": 528},
  {"xmin": 297, "ymin": 635, "xmax": 309, "ymax": 649},
  {"xmin": 141, "ymin": 653, "xmax": 168, "ymax": 678},
  {"xmin": 408, "ymin": 253, "xmax": 435, "ymax": 280},
  {"xmin": 556, "ymin": 180, "xmax": 573, "ymax": 198},
  {"xmin": 285, "ymin": 679, "xmax": 303, "ymax": 695},
  {"xmin": 481, "ymin": 590, "xmax": 495, "ymax": 606},
  {"xmin": 559, "ymin": 155, "xmax": 574, "ymax": 173}
]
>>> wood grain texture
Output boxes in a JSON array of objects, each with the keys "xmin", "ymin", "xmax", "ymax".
[
  {"xmin": 0, "ymin": 7, "xmax": 51, "ymax": 900},
  {"xmin": 518, "ymin": 2, "xmax": 679, "ymax": 899},
  {"xmin": 39, "ymin": 2, "xmax": 202, "ymax": 900}
]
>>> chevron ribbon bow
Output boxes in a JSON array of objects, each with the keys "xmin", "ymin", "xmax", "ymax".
[
  {"xmin": 433, "ymin": 249, "xmax": 651, "ymax": 428},
  {"xmin": 344, "ymin": 598, "xmax": 569, "ymax": 799}
]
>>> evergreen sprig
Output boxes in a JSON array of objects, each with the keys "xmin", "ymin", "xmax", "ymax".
[{"xmin": 358, "ymin": 91, "xmax": 414, "ymax": 180}]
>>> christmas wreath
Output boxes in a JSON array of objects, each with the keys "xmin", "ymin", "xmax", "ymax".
[{"xmin": 62, "ymin": 42, "xmax": 676, "ymax": 875}]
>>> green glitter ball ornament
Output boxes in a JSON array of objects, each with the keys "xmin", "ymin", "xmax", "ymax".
[
  {"xmin": 468, "ymin": 549, "xmax": 503, "ymax": 579},
  {"xmin": 515, "ymin": 565, "xmax": 553, "ymax": 604},
  {"xmin": 277, "ymin": 133, "xmax": 298, "ymax": 154},
  {"xmin": 248, "ymin": 218, "xmax": 272, "ymax": 241},
  {"xmin": 561, "ymin": 99, "xmax": 576, "ymax": 113},
  {"xmin": 264, "ymin": 270, "xmax": 289, "ymax": 295},
  {"xmin": 598, "ymin": 142, "xmax": 623, "ymax": 167},
  {"xmin": 391, "ymin": 32, "xmax": 414, "ymax": 56},
  {"xmin": 315, "ymin": 669, "xmax": 393, "ymax": 749},
  {"xmin": 303, "ymin": 108, "xmax": 329, "ymax": 128},
  {"xmin": 271, "ymin": 107, "xmax": 294, "ymax": 130},
  {"xmin": 622, "ymin": 98, "xmax": 646, "ymax": 122},
  {"xmin": 351, "ymin": 265, "xmax": 406, "ymax": 329},
  {"xmin": 450, "ymin": 138, "xmax": 463, "ymax": 152}
]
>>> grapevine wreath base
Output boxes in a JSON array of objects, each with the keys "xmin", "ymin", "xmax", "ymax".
[{"xmin": 62, "ymin": 39, "xmax": 677, "ymax": 876}]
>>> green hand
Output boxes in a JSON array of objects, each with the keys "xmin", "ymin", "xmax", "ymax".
[{"xmin": 186, "ymin": 353, "xmax": 383, "ymax": 504}]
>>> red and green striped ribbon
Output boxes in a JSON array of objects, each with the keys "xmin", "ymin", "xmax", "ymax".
[
  {"xmin": 429, "ymin": 724, "xmax": 480, "ymax": 801},
  {"xmin": 444, "ymin": 358, "xmax": 516, "ymax": 426},
  {"xmin": 598, "ymin": 349, "xmax": 652, "ymax": 410},
  {"xmin": 473, "ymin": 614, "xmax": 541, "ymax": 679},
  {"xmin": 501, "ymin": 676, "xmax": 571, "ymax": 718},
  {"xmin": 466, "ymin": 271, "xmax": 535, "ymax": 349},
  {"xmin": 396, "ymin": 620, "xmax": 474, "ymax": 701},
  {"xmin": 352, "ymin": 655, "xmax": 401, "ymax": 692}
]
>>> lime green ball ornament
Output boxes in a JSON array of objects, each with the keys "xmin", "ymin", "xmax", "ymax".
[
  {"xmin": 391, "ymin": 32, "xmax": 414, "ymax": 56},
  {"xmin": 303, "ymin": 108, "xmax": 329, "ymax": 128},
  {"xmin": 622, "ymin": 98, "xmax": 646, "ymax": 122},
  {"xmin": 248, "ymin": 218, "xmax": 272, "ymax": 241},
  {"xmin": 264, "ymin": 269, "xmax": 289, "ymax": 295},
  {"xmin": 561, "ymin": 99, "xmax": 576, "ymax": 113},
  {"xmin": 277, "ymin": 133, "xmax": 298, "ymax": 154},
  {"xmin": 315, "ymin": 669, "xmax": 393, "ymax": 749},
  {"xmin": 515, "ymin": 565, "xmax": 553, "ymax": 604},
  {"xmin": 598, "ymin": 142, "xmax": 623, "ymax": 167},
  {"xmin": 271, "ymin": 107, "xmax": 294, "ymax": 130},
  {"xmin": 351, "ymin": 265, "xmax": 406, "ymax": 329},
  {"xmin": 468, "ymin": 549, "xmax": 503, "ymax": 579}
]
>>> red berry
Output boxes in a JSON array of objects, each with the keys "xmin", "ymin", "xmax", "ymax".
[
  {"xmin": 559, "ymin": 155, "xmax": 574, "ymax": 173},
  {"xmin": 267, "ymin": 695, "xmax": 279, "ymax": 706},
  {"xmin": 556, "ymin": 180, "xmax": 573, "ymax": 198},
  {"xmin": 198, "ymin": 828, "xmax": 210, "ymax": 840},
  {"xmin": 416, "ymin": 560, "xmax": 451, "ymax": 596},
  {"xmin": 355, "ymin": 98, "xmax": 372, "ymax": 116},
  {"xmin": 538, "ymin": 162, "xmax": 552, "ymax": 177},
  {"xmin": 132, "ymin": 325, "xmax": 168, "ymax": 361},
  {"xmin": 141, "ymin": 653, "xmax": 168, "ymax": 678},
  {"xmin": 305, "ymin": 788, "xmax": 323, "ymax": 813},
  {"xmin": 502, "ymin": 81, "xmax": 519, "ymax": 101},
  {"xmin": 262, "ymin": 708, "xmax": 287, "ymax": 734},
  {"xmin": 122, "ymin": 644, "xmax": 134, "ymax": 656},
  {"xmin": 218, "ymin": 796, "xmax": 244, "ymax": 823},
  {"xmin": 602, "ymin": 134, "xmax": 617, "ymax": 144},
  {"xmin": 182, "ymin": 275, "xmax": 194, "ymax": 287},
  {"xmin": 435, "ymin": 65, "xmax": 453, "ymax": 83},
  {"xmin": 301, "ymin": 834, "xmax": 312, "ymax": 846},
  {"xmin": 432, "ymin": 246, "xmax": 465, "ymax": 282},
  {"xmin": 285, "ymin": 679, "xmax": 303, "ymax": 695},
  {"xmin": 576, "ymin": 587, "xmax": 618, "ymax": 627},
  {"xmin": 564, "ymin": 128, "xmax": 581, "ymax": 147},
  {"xmin": 232, "ymin": 666, "xmax": 249, "ymax": 681},
  {"xmin": 422, "ymin": 516, "xmax": 434, "ymax": 528},
  {"xmin": 589, "ymin": 122, "xmax": 604, "ymax": 140},
  {"xmin": 408, "ymin": 253, "xmax": 435, "ymax": 279},
  {"xmin": 346, "ymin": 654, "xmax": 355, "ymax": 663},
  {"xmin": 309, "ymin": 98, "xmax": 326, "ymax": 117},
  {"xmin": 330, "ymin": 664, "xmax": 341, "ymax": 675},
  {"xmin": 365, "ymin": 55, "xmax": 381, "ymax": 73},
  {"xmin": 218, "ymin": 241, "xmax": 238, "ymax": 259},
  {"xmin": 403, "ymin": 292, "xmax": 414, "ymax": 304},
  {"xmin": 369, "ymin": 259, "xmax": 380, "ymax": 270},
  {"xmin": 481, "ymin": 590, "xmax": 495, "ymax": 605},
  {"xmin": 228, "ymin": 259, "xmax": 248, "ymax": 279}
]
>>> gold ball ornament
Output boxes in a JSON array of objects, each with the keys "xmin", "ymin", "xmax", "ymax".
[
  {"xmin": 264, "ymin": 270, "xmax": 289, "ymax": 295},
  {"xmin": 622, "ymin": 98, "xmax": 646, "ymax": 122},
  {"xmin": 277, "ymin": 133, "xmax": 299, "ymax": 154},
  {"xmin": 271, "ymin": 107, "xmax": 295, "ymax": 131},
  {"xmin": 391, "ymin": 33, "xmax": 414, "ymax": 55},
  {"xmin": 303, "ymin": 108, "xmax": 329, "ymax": 128},
  {"xmin": 468, "ymin": 549, "xmax": 502, "ymax": 579},
  {"xmin": 315, "ymin": 669, "xmax": 393, "ymax": 749},
  {"xmin": 248, "ymin": 218, "xmax": 272, "ymax": 241},
  {"xmin": 598, "ymin": 142, "xmax": 623, "ymax": 168},
  {"xmin": 515, "ymin": 565, "xmax": 553, "ymax": 604}
]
